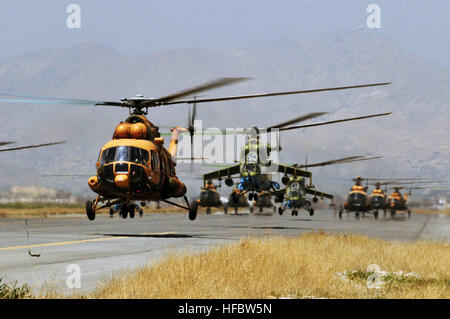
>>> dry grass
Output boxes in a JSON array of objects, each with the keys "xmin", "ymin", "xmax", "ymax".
[
  {"xmin": 0, "ymin": 202, "xmax": 188, "ymax": 218},
  {"xmin": 0, "ymin": 203, "xmax": 84, "ymax": 218},
  {"xmin": 413, "ymin": 208, "xmax": 450, "ymax": 216},
  {"xmin": 81, "ymin": 232, "xmax": 450, "ymax": 299}
]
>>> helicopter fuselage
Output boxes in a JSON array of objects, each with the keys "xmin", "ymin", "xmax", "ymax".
[{"xmin": 88, "ymin": 116, "xmax": 187, "ymax": 203}]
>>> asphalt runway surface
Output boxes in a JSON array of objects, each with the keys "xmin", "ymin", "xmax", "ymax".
[{"xmin": 0, "ymin": 209, "xmax": 448, "ymax": 294}]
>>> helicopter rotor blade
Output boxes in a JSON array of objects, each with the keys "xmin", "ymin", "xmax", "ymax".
[
  {"xmin": 152, "ymin": 77, "xmax": 250, "ymax": 104},
  {"xmin": 41, "ymin": 174, "xmax": 92, "ymax": 178},
  {"xmin": 163, "ymin": 82, "xmax": 391, "ymax": 106},
  {"xmin": 0, "ymin": 81, "xmax": 391, "ymax": 112},
  {"xmin": 266, "ymin": 112, "xmax": 329, "ymax": 130},
  {"xmin": 0, "ymin": 141, "xmax": 65, "ymax": 153},
  {"xmin": 0, "ymin": 141, "xmax": 16, "ymax": 147},
  {"xmin": 373, "ymin": 180, "xmax": 447, "ymax": 186},
  {"xmin": 299, "ymin": 156, "xmax": 381, "ymax": 168},
  {"xmin": 279, "ymin": 112, "xmax": 392, "ymax": 132}
]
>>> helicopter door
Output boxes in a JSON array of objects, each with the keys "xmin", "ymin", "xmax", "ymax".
[{"xmin": 150, "ymin": 150, "xmax": 161, "ymax": 185}]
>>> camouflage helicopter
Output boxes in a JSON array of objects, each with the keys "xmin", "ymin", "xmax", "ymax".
[
  {"xmin": 274, "ymin": 156, "xmax": 379, "ymax": 216},
  {"xmin": 0, "ymin": 77, "xmax": 390, "ymax": 221},
  {"xmin": 202, "ymin": 110, "xmax": 392, "ymax": 209}
]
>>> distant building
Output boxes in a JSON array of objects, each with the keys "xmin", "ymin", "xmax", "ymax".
[{"xmin": 0, "ymin": 185, "xmax": 77, "ymax": 203}]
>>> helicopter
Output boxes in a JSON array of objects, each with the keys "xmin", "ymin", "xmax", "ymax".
[
  {"xmin": 252, "ymin": 190, "xmax": 277, "ymax": 214},
  {"xmin": 201, "ymin": 110, "xmax": 392, "ymax": 206},
  {"xmin": 274, "ymin": 175, "xmax": 333, "ymax": 216},
  {"xmin": 385, "ymin": 185, "xmax": 448, "ymax": 218},
  {"xmin": 190, "ymin": 179, "xmax": 226, "ymax": 215},
  {"xmin": 339, "ymin": 177, "xmax": 444, "ymax": 219},
  {"xmin": 0, "ymin": 77, "xmax": 390, "ymax": 221},
  {"xmin": 367, "ymin": 182, "xmax": 388, "ymax": 216},
  {"xmin": 339, "ymin": 176, "xmax": 373, "ymax": 219},
  {"xmin": 226, "ymin": 187, "xmax": 252, "ymax": 214},
  {"xmin": 273, "ymin": 155, "xmax": 379, "ymax": 216}
]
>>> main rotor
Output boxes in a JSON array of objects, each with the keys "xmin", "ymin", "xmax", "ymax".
[{"xmin": 0, "ymin": 77, "xmax": 391, "ymax": 117}]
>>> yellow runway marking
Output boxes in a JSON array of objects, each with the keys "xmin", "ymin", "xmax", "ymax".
[
  {"xmin": 0, "ymin": 236, "xmax": 129, "ymax": 251},
  {"xmin": 0, "ymin": 232, "xmax": 183, "ymax": 251},
  {"xmin": 0, "ymin": 231, "xmax": 180, "ymax": 251}
]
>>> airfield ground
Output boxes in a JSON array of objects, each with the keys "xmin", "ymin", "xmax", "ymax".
[{"xmin": 0, "ymin": 209, "xmax": 448, "ymax": 298}]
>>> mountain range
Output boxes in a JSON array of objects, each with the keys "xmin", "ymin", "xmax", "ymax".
[{"xmin": 0, "ymin": 28, "xmax": 448, "ymax": 197}]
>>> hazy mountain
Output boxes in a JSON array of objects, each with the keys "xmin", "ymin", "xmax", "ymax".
[{"xmin": 0, "ymin": 28, "xmax": 448, "ymax": 197}]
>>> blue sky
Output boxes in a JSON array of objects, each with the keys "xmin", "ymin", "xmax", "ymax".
[{"xmin": 0, "ymin": 0, "xmax": 448, "ymax": 68}]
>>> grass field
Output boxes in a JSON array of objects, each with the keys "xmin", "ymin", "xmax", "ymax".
[{"xmin": 59, "ymin": 232, "xmax": 449, "ymax": 299}]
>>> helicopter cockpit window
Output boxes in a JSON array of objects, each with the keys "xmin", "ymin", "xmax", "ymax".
[
  {"xmin": 150, "ymin": 150, "xmax": 159, "ymax": 170},
  {"xmin": 101, "ymin": 147, "xmax": 116, "ymax": 165},
  {"xmin": 130, "ymin": 147, "xmax": 149, "ymax": 166},
  {"xmin": 291, "ymin": 182, "xmax": 300, "ymax": 191},
  {"xmin": 289, "ymin": 181, "xmax": 304, "ymax": 196},
  {"xmin": 116, "ymin": 146, "xmax": 129, "ymax": 162},
  {"xmin": 101, "ymin": 146, "xmax": 149, "ymax": 165}
]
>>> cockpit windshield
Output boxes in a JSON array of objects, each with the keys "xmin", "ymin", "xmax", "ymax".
[
  {"xmin": 100, "ymin": 146, "xmax": 149, "ymax": 166},
  {"xmin": 287, "ymin": 182, "xmax": 305, "ymax": 197}
]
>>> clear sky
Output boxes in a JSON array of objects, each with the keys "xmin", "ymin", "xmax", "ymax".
[{"xmin": 0, "ymin": 0, "xmax": 448, "ymax": 68}]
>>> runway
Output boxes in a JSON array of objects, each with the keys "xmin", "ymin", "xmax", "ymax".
[{"xmin": 0, "ymin": 209, "xmax": 448, "ymax": 294}]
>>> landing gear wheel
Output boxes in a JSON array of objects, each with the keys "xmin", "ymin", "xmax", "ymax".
[
  {"xmin": 139, "ymin": 208, "xmax": 143, "ymax": 217},
  {"xmin": 109, "ymin": 208, "xmax": 114, "ymax": 218},
  {"xmin": 129, "ymin": 206, "xmax": 135, "ymax": 219},
  {"xmin": 234, "ymin": 207, "xmax": 238, "ymax": 214},
  {"xmin": 374, "ymin": 210, "xmax": 379, "ymax": 219},
  {"xmin": 355, "ymin": 212, "xmax": 360, "ymax": 220},
  {"xmin": 253, "ymin": 193, "xmax": 258, "ymax": 201},
  {"xmin": 259, "ymin": 207, "xmax": 263, "ymax": 213},
  {"xmin": 86, "ymin": 201, "xmax": 95, "ymax": 221},
  {"xmin": 278, "ymin": 207, "xmax": 283, "ymax": 215},
  {"xmin": 273, "ymin": 206, "xmax": 276, "ymax": 214},
  {"xmin": 206, "ymin": 207, "xmax": 211, "ymax": 215},
  {"xmin": 189, "ymin": 201, "xmax": 198, "ymax": 221},
  {"xmin": 250, "ymin": 206, "xmax": 254, "ymax": 214},
  {"xmin": 309, "ymin": 208, "xmax": 314, "ymax": 216},
  {"xmin": 383, "ymin": 209, "xmax": 387, "ymax": 217},
  {"xmin": 408, "ymin": 210, "xmax": 411, "ymax": 218},
  {"xmin": 121, "ymin": 204, "xmax": 128, "ymax": 219},
  {"xmin": 338, "ymin": 210, "xmax": 343, "ymax": 219},
  {"xmin": 390, "ymin": 209, "xmax": 396, "ymax": 217},
  {"xmin": 224, "ymin": 206, "xmax": 228, "ymax": 214},
  {"xmin": 249, "ymin": 193, "xmax": 253, "ymax": 201}
]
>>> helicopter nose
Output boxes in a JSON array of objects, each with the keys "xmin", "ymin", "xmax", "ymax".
[{"xmin": 115, "ymin": 174, "xmax": 129, "ymax": 188}]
